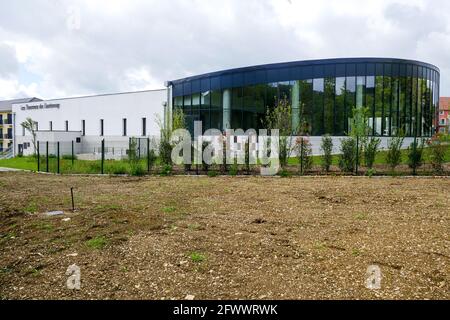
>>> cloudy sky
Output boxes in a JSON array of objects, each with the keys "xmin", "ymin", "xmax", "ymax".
[{"xmin": 1, "ymin": 0, "xmax": 450, "ymax": 100}]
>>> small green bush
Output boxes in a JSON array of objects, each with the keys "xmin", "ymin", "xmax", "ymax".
[
  {"xmin": 296, "ymin": 137, "xmax": 313, "ymax": 174},
  {"xmin": 320, "ymin": 135, "xmax": 333, "ymax": 172},
  {"xmin": 339, "ymin": 137, "xmax": 356, "ymax": 173},
  {"xmin": 366, "ymin": 168, "xmax": 376, "ymax": 177},
  {"xmin": 364, "ymin": 137, "xmax": 381, "ymax": 169},
  {"xmin": 129, "ymin": 162, "xmax": 146, "ymax": 176},
  {"xmin": 207, "ymin": 170, "xmax": 218, "ymax": 177},
  {"xmin": 386, "ymin": 134, "xmax": 405, "ymax": 172},
  {"xmin": 160, "ymin": 164, "xmax": 172, "ymax": 176},
  {"xmin": 279, "ymin": 169, "xmax": 290, "ymax": 177},
  {"xmin": 427, "ymin": 134, "xmax": 447, "ymax": 174},
  {"xmin": 62, "ymin": 154, "xmax": 77, "ymax": 160},
  {"xmin": 147, "ymin": 149, "xmax": 157, "ymax": 172},
  {"xmin": 105, "ymin": 162, "xmax": 128, "ymax": 175},
  {"xmin": 407, "ymin": 139, "xmax": 424, "ymax": 173},
  {"xmin": 229, "ymin": 158, "xmax": 238, "ymax": 176},
  {"xmin": 159, "ymin": 139, "xmax": 172, "ymax": 165}
]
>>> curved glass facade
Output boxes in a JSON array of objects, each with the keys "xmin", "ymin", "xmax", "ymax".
[{"xmin": 169, "ymin": 58, "xmax": 440, "ymax": 137}]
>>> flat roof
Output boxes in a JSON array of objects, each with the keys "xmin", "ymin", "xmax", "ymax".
[
  {"xmin": 0, "ymin": 97, "xmax": 42, "ymax": 111},
  {"xmin": 11, "ymin": 88, "xmax": 166, "ymax": 105},
  {"xmin": 168, "ymin": 57, "xmax": 440, "ymax": 85}
]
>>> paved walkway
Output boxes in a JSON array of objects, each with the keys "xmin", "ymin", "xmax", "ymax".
[{"xmin": 0, "ymin": 167, "xmax": 23, "ymax": 172}]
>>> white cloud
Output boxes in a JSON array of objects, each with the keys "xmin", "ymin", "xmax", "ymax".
[{"xmin": 0, "ymin": 0, "xmax": 449, "ymax": 100}]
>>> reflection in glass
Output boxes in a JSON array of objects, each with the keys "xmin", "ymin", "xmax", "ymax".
[
  {"xmin": 313, "ymin": 78, "xmax": 324, "ymax": 136},
  {"xmin": 335, "ymin": 77, "xmax": 345, "ymax": 135}
]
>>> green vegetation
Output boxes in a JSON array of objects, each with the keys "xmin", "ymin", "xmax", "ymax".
[
  {"xmin": 86, "ymin": 236, "xmax": 108, "ymax": 249},
  {"xmin": 295, "ymin": 137, "xmax": 313, "ymax": 174},
  {"xmin": 339, "ymin": 137, "xmax": 357, "ymax": 173},
  {"xmin": 189, "ymin": 252, "xmax": 206, "ymax": 263},
  {"xmin": 408, "ymin": 139, "xmax": 424, "ymax": 173},
  {"xmin": 162, "ymin": 206, "xmax": 176, "ymax": 214},
  {"xmin": 320, "ymin": 135, "xmax": 333, "ymax": 172},
  {"xmin": 386, "ymin": 133, "xmax": 405, "ymax": 172}
]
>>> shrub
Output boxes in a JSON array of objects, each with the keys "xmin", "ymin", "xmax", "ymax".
[
  {"xmin": 159, "ymin": 139, "xmax": 172, "ymax": 165},
  {"xmin": 296, "ymin": 137, "xmax": 312, "ymax": 174},
  {"xmin": 62, "ymin": 154, "xmax": 77, "ymax": 160},
  {"xmin": 427, "ymin": 134, "xmax": 448, "ymax": 174},
  {"xmin": 386, "ymin": 134, "xmax": 405, "ymax": 172},
  {"xmin": 129, "ymin": 162, "xmax": 146, "ymax": 176},
  {"xmin": 320, "ymin": 135, "xmax": 333, "ymax": 172},
  {"xmin": 147, "ymin": 149, "xmax": 157, "ymax": 172},
  {"xmin": 207, "ymin": 170, "xmax": 218, "ymax": 177},
  {"xmin": 364, "ymin": 138, "xmax": 381, "ymax": 169},
  {"xmin": 263, "ymin": 98, "xmax": 297, "ymax": 168},
  {"xmin": 366, "ymin": 168, "xmax": 376, "ymax": 177},
  {"xmin": 160, "ymin": 164, "xmax": 172, "ymax": 176},
  {"xmin": 229, "ymin": 158, "xmax": 238, "ymax": 176},
  {"xmin": 339, "ymin": 137, "xmax": 356, "ymax": 173},
  {"xmin": 279, "ymin": 169, "xmax": 290, "ymax": 177},
  {"xmin": 105, "ymin": 162, "xmax": 128, "ymax": 175},
  {"xmin": 407, "ymin": 139, "xmax": 424, "ymax": 174}
]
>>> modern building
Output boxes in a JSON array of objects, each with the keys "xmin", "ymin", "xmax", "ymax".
[
  {"xmin": 438, "ymin": 97, "xmax": 450, "ymax": 133},
  {"xmin": 3, "ymin": 57, "xmax": 442, "ymax": 158},
  {"xmin": 0, "ymin": 97, "xmax": 41, "ymax": 155},
  {"xmin": 167, "ymin": 58, "xmax": 440, "ymax": 138},
  {"xmin": 12, "ymin": 89, "xmax": 166, "ymax": 157}
]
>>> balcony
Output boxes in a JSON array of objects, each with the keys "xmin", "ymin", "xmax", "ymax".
[{"xmin": 1, "ymin": 134, "xmax": 12, "ymax": 140}]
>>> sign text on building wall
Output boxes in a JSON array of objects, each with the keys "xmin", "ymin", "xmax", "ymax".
[{"xmin": 21, "ymin": 103, "xmax": 60, "ymax": 111}]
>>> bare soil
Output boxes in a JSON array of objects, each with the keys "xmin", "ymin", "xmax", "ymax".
[{"xmin": 0, "ymin": 172, "xmax": 448, "ymax": 299}]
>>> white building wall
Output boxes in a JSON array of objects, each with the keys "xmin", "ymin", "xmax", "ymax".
[{"xmin": 13, "ymin": 89, "xmax": 166, "ymax": 156}]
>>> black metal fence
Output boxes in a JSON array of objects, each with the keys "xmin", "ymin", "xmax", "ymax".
[{"xmin": 36, "ymin": 137, "xmax": 157, "ymax": 175}]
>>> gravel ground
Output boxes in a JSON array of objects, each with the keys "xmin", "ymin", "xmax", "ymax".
[{"xmin": 0, "ymin": 172, "xmax": 448, "ymax": 299}]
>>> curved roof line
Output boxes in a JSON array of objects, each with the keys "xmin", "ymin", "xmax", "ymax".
[{"xmin": 168, "ymin": 57, "xmax": 439, "ymax": 85}]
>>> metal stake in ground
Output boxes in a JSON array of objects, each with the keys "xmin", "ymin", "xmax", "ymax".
[{"xmin": 70, "ymin": 187, "xmax": 75, "ymax": 211}]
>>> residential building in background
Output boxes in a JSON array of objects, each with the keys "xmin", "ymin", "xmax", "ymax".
[
  {"xmin": 0, "ymin": 98, "xmax": 41, "ymax": 155},
  {"xmin": 439, "ymin": 97, "xmax": 450, "ymax": 133}
]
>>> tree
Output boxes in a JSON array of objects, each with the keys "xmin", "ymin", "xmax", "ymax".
[
  {"xmin": 296, "ymin": 137, "xmax": 312, "ymax": 174},
  {"xmin": 320, "ymin": 135, "xmax": 333, "ymax": 172},
  {"xmin": 263, "ymin": 98, "xmax": 299, "ymax": 168},
  {"xmin": 155, "ymin": 107, "xmax": 186, "ymax": 165},
  {"xmin": 407, "ymin": 138, "xmax": 424, "ymax": 175},
  {"xmin": 385, "ymin": 132, "xmax": 405, "ymax": 172},
  {"xmin": 21, "ymin": 117, "xmax": 37, "ymax": 155},
  {"xmin": 427, "ymin": 133, "xmax": 448, "ymax": 174}
]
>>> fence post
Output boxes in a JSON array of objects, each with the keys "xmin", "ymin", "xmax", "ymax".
[
  {"xmin": 71, "ymin": 140, "xmax": 74, "ymax": 165},
  {"xmin": 46, "ymin": 141, "xmax": 49, "ymax": 173},
  {"xmin": 57, "ymin": 142, "xmax": 60, "ymax": 174},
  {"xmin": 413, "ymin": 131, "xmax": 417, "ymax": 176},
  {"xmin": 300, "ymin": 137, "xmax": 304, "ymax": 175},
  {"xmin": 355, "ymin": 135, "xmax": 359, "ymax": 175},
  {"xmin": 101, "ymin": 139, "xmax": 105, "ymax": 174},
  {"xmin": 147, "ymin": 137, "xmax": 150, "ymax": 173},
  {"xmin": 36, "ymin": 141, "xmax": 41, "ymax": 172},
  {"xmin": 138, "ymin": 138, "xmax": 141, "ymax": 160}
]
